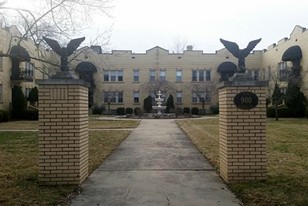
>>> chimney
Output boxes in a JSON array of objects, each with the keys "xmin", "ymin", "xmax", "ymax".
[{"xmin": 187, "ymin": 45, "xmax": 193, "ymax": 51}]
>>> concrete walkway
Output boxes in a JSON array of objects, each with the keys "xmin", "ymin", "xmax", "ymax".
[{"xmin": 70, "ymin": 119, "xmax": 241, "ymax": 206}]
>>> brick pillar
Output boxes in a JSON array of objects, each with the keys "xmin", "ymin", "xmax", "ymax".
[
  {"xmin": 37, "ymin": 79, "xmax": 89, "ymax": 185},
  {"xmin": 218, "ymin": 74, "xmax": 268, "ymax": 183}
]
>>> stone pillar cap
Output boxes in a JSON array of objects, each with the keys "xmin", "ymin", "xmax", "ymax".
[{"xmin": 218, "ymin": 73, "xmax": 268, "ymax": 88}]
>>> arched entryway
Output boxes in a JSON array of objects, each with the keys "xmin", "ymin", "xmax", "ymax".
[
  {"xmin": 75, "ymin": 61, "xmax": 97, "ymax": 107},
  {"xmin": 282, "ymin": 45, "xmax": 302, "ymax": 81},
  {"xmin": 217, "ymin": 61, "xmax": 237, "ymax": 82}
]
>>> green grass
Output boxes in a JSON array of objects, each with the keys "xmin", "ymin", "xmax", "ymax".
[
  {"xmin": 0, "ymin": 118, "xmax": 140, "ymax": 130},
  {"xmin": 177, "ymin": 118, "xmax": 308, "ymax": 206},
  {"xmin": 89, "ymin": 119, "xmax": 140, "ymax": 129},
  {"xmin": 0, "ymin": 119, "xmax": 139, "ymax": 205}
]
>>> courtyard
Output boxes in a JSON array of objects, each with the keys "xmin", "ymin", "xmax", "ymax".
[{"xmin": 0, "ymin": 117, "xmax": 307, "ymax": 205}]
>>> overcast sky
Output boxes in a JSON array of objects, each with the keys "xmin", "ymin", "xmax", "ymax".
[
  {"xmin": 6, "ymin": 0, "xmax": 308, "ymax": 53},
  {"xmin": 107, "ymin": 0, "xmax": 308, "ymax": 53}
]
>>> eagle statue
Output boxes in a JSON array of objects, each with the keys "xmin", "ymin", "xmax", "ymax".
[
  {"xmin": 43, "ymin": 36, "xmax": 85, "ymax": 72},
  {"xmin": 220, "ymin": 38, "xmax": 261, "ymax": 73}
]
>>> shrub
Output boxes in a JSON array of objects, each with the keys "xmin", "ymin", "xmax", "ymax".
[
  {"xmin": 125, "ymin": 107, "xmax": 133, "ymax": 114},
  {"xmin": 210, "ymin": 104, "xmax": 219, "ymax": 114},
  {"xmin": 175, "ymin": 108, "xmax": 183, "ymax": 115},
  {"xmin": 23, "ymin": 109, "xmax": 38, "ymax": 120},
  {"xmin": 0, "ymin": 110, "xmax": 10, "ymax": 122},
  {"xmin": 267, "ymin": 107, "xmax": 275, "ymax": 118},
  {"xmin": 191, "ymin": 107, "xmax": 199, "ymax": 115},
  {"xmin": 267, "ymin": 107, "xmax": 290, "ymax": 118},
  {"xmin": 183, "ymin": 107, "xmax": 190, "ymax": 114},
  {"xmin": 134, "ymin": 107, "xmax": 143, "ymax": 116},
  {"xmin": 279, "ymin": 107, "xmax": 290, "ymax": 117},
  {"xmin": 27, "ymin": 87, "xmax": 38, "ymax": 105},
  {"xmin": 116, "ymin": 107, "xmax": 126, "ymax": 115},
  {"xmin": 92, "ymin": 105, "xmax": 105, "ymax": 115}
]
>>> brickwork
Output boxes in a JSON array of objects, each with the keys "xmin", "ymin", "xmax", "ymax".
[
  {"xmin": 218, "ymin": 80, "xmax": 267, "ymax": 183},
  {"xmin": 38, "ymin": 80, "xmax": 89, "ymax": 185}
]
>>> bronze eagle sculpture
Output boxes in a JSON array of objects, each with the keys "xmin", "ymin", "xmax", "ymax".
[
  {"xmin": 220, "ymin": 38, "xmax": 261, "ymax": 73},
  {"xmin": 43, "ymin": 36, "xmax": 85, "ymax": 72}
]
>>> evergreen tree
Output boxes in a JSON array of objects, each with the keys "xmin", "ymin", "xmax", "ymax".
[
  {"xmin": 285, "ymin": 83, "xmax": 306, "ymax": 117},
  {"xmin": 165, "ymin": 94, "xmax": 175, "ymax": 113},
  {"xmin": 12, "ymin": 86, "xmax": 27, "ymax": 119},
  {"xmin": 143, "ymin": 95, "xmax": 153, "ymax": 113},
  {"xmin": 27, "ymin": 87, "xmax": 38, "ymax": 105}
]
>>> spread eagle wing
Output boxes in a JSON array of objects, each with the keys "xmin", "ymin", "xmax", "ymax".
[
  {"xmin": 43, "ymin": 36, "xmax": 62, "ymax": 56},
  {"xmin": 220, "ymin": 38, "xmax": 240, "ymax": 58},
  {"xmin": 66, "ymin": 37, "xmax": 85, "ymax": 56},
  {"xmin": 241, "ymin": 38, "xmax": 262, "ymax": 57}
]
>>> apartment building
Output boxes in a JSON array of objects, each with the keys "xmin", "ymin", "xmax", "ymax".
[
  {"xmin": 72, "ymin": 46, "xmax": 263, "ymax": 113},
  {"xmin": 1, "ymin": 25, "xmax": 308, "ymax": 113},
  {"xmin": 0, "ymin": 26, "xmax": 55, "ymax": 111}
]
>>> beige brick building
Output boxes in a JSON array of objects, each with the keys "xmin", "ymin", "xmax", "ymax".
[
  {"xmin": 1, "ymin": 25, "xmax": 308, "ymax": 113},
  {"xmin": 73, "ymin": 45, "xmax": 263, "ymax": 113},
  {"xmin": 0, "ymin": 26, "xmax": 56, "ymax": 111}
]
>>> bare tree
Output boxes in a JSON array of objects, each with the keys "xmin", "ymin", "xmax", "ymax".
[
  {"xmin": 142, "ymin": 80, "xmax": 176, "ymax": 99},
  {"xmin": 0, "ymin": 0, "xmax": 112, "ymax": 75},
  {"xmin": 191, "ymin": 82, "xmax": 216, "ymax": 115},
  {"xmin": 171, "ymin": 37, "xmax": 194, "ymax": 53}
]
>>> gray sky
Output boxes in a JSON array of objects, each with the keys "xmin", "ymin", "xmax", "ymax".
[
  {"xmin": 6, "ymin": 0, "xmax": 308, "ymax": 53},
  {"xmin": 107, "ymin": 0, "xmax": 308, "ymax": 53}
]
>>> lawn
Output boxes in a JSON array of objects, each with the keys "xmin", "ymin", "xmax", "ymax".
[
  {"xmin": 0, "ymin": 118, "xmax": 139, "ymax": 205},
  {"xmin": 177, "ymin": 117, "xmax": 308, "ymax": 206},
  {"xmin": 0, "ymin": 118, "xmax": 140, "ymax": 130}
]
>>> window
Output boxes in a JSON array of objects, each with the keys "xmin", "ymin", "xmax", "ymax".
[
  {"xmin": 24, "ymin": 62, "xmax": 34, "ymax": 77},
  {"xmin": 192, "ymin": 69, "xmax": 211, "ymax": 82},
  {"xmin": 118, "ymin": 70, "xmax": 123, "ymax": 81},
  {"xmin": 25, "ymin": 87, "xmax": 31, "ymax": 98},
  {"xmin": 110, "ymin": 71, "xmax": 116, "ymax": 81},
  {"xmin": 133, "ymin": 69, "xmax": 139, "ymax": 82},
  {"xmin": 160, "ymin": 69, "xmax": 166, "ymax": 81},
  {"xmin": 149, "ymin": 69, "xmax": 156, "ymax": 81},
  {"xmin": 251, "ymin": 69, "xmax": 259, "ymax": 80},
  {"xmin": 199, "ymin": 70, "xmax": 204, "ymax": 81},
  {"xmin": 192, "ymin": 91, "xmax": 211, "ymax": 103},
  {"xmin": 280, "ymin": 87, "xmax": 287, "ymax": 95},
  {"xmin": 278, "ymin": 62, "xmax": 289, "ymax": 81},
  {"xmin": 176, "ymin": 91, "xmax": 182, "ymax": 103},
  {"xmin": 206, "ymin": 70, "xmax": 211, "ymax": 81},
  {"xmin": 176, "ymin": 70, "xmax": 182, "ymax": 82},
  {"xmin": 133, "ymin": 91, "xmax": 140, "ymax": 103},
  {"xmin": 104, "ymin": 91, "xmax": 123, "ymax": 103},
  {"xmin": 104, "ymin": 70, "xmax": 124, "ymax": 82},
  {"xmin": 192, "ymin": 93, "xmax": 198, "ymax": 103},
  {"xmin": 192, "ymin": 70, "xmax": 197, "ymax": 81},
  {"xmin": 104, "ymin": 70, "xmax": 109, "ymax": 81}
]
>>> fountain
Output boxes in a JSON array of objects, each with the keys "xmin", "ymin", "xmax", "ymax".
[{"xmin": 152, "ymin": 91, "xmax": 167, "ymax": 115}]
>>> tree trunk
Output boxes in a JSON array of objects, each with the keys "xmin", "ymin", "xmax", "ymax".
[{"xmin": 275, "ymin": 101, "xmax": 278, "ymax": 121}]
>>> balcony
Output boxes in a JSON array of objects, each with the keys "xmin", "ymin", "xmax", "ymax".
[
  {"xmin": 11, "ymin": 69, "xmax": 34, "ymax": 82},
  {"xmin": 279, "ymin": 69, "xmax": 289, "ymax": 81}
]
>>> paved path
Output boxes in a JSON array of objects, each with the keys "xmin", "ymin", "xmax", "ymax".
[{"xmin": 71, "ymin": 119, "xmax": 241, "ymax": 206}]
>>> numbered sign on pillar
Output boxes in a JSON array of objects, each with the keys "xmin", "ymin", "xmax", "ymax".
[{"xmin": 233, "ymin": 91, "xmax": 259, "ymax": 109}]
